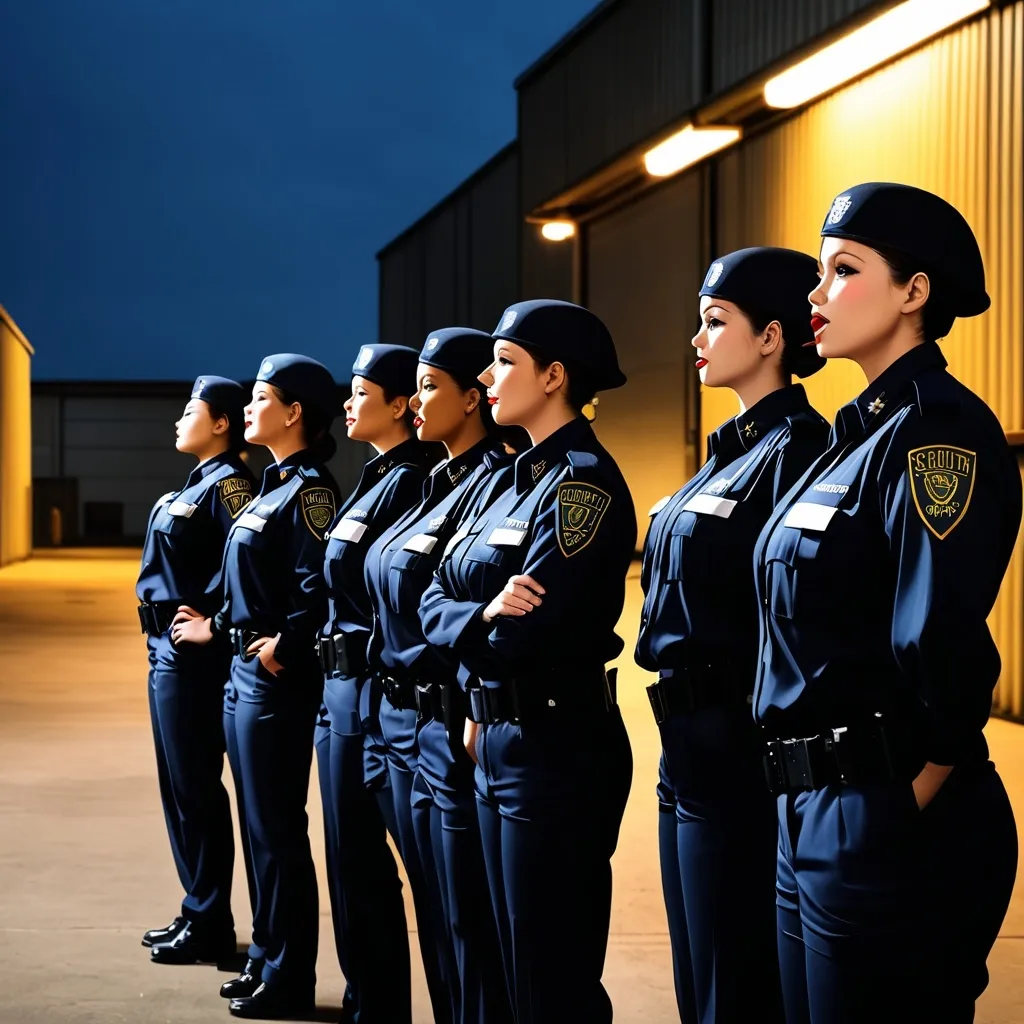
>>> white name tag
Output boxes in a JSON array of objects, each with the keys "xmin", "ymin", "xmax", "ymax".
[
  {"xmin": 330, "ymin": 518, "xmax": 368, "ymax": 543},
  {"xmin": 236, "ymin": 512, "xmax": 268, "ymax": 532},
  {"xmin": 156, "ymin": 491, "xmax": 175, "ymax": 508},
  {"xmin": 783, "ymin": 502, "xmax": 839, "ymax": 532},
  {"xmin": 487, "ymin": 527, "xmax": 527, "ymax": 547},
  {"xmin": 167, "ymin": 501, "xmax": 198, "ymax": 518},
  {"xmin": 682, "ymin": 493, "xmax": 738, "ymax": 518},
  {"xmin": 403, "ymin": 533, "xmax": 438, "ymax": 554},
  {"xmin": 648, "ymin": 496, "xmax": 670, "ymax": 516},
  {"xmin": 443, "ymin": 527, "xmax": 468, "ymax": 559}
]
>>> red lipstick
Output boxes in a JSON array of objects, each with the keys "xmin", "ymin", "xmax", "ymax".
[
  {"xmin": 487, "ymin": 397, "xmax": 499, "ymax": 405},
  {"xmin": 413, "ymin": 416, "xmax": 424, "ymax": 428},
  {"xmin": 695, "ymin": 358, "xmax": 708, "ymax": 370},
  {"xmin": 809, "ymin": 313, "xmax": 830, "ymax": 345}
]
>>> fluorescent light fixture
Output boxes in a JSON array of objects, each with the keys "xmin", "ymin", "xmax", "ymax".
[
  {"xmin": 643, "ymin": 126, "xmax": 742, "ymax": 178},
  {"xmin": 763, "ymin": 0, "xmax": 990, "ymax": 109},
  {"xmin": 540, "ymin": 220, "xmax": 576, "ymax": 241}
]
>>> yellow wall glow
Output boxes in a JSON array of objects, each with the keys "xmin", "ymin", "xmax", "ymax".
[{"xmin": 0, "ymin": 308, "xmax": 34, "ymax": 566}]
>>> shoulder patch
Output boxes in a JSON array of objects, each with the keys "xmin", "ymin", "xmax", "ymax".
[
  {"xmin": 300, "ymin": 487, "xmax": 337, "ymax": 538},
  {"xmin": 218, "ymin": 476, "xmax": 253, "ymax": 519},
  {"xmin": 907, "ymin": 445, "xmax": 976, "ymax": 539},
  {"xmin": 557, "ymin": 481, "xmax": 611, "ymax": 557}
]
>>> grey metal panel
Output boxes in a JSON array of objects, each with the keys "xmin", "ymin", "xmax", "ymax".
[
  {"xmin": 585, "ymin": 170, "xmax": 705, "ymax": 534},
  {"xmin": 379, "ymin": 243, "xmax": 410, "ymax": 346},
  {"xmin": 423, "ymin": 207, "xmax": 459, "ymax": 335},
  {"xmin": 470, "ymin": 148, "xmax": 520, "ymax": 329},
  {"xmin": 520, "ymin": 223, "xmax": 574, "ymax": 303},
  {"xmin": 711, "ymin": 0, "xmax": 885, "ymax": 93},
  {"xmin": 519, "ymin": 0, "xmax": 697, "ymax": 211},
  {"xmin": 63, "ymin": 396, "xmax": 184, "ymax": 422}
]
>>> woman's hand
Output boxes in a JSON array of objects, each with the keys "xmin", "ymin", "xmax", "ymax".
[
  {"xmin": 912, "ymin": 762, "xmax": 953, "ymax": 810},
  {"xmin": 248, "ymin": 633, "xmax": 284, "ymax": 676},
  {"xmin": 482, "ymin": 575, "xmax": 545, "ymax": 623},
  {"xmin": 464, "ymin": 719, "xmax": 480, "ymax": 766},
  {"xmin": 170, "ymin": 607, "xmax": 213, "ymax": 646}
]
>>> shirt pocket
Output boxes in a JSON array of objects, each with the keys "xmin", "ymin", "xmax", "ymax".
[
  {"xmin": 386, "ymin": 547, "xmax": 426, "ymax": 616},
  {"xmin": 665, "ymin": 511, "xmax": 709, "ymax": 583},
  {"xmin": 154, "ymin": 501, "xmax": 198, "ymax": 537},
  {"xmin": 764, "ymin": 511, "xmax": 832, "ymax": 620}
]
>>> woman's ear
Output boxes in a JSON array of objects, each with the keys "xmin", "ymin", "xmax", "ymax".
[
  {"xmin": 759, "ymin": 320, "xmax": 783, "ymax": 360},
  {"xmin": 464, "ymin": 386, "xmax": 482, "ymax": 415},
  {"xmin": 542, "ymin": 361, "xmax": 567, "ymax": 395},
  {"xmin": 391, "ymin": 396, "xmax": 409, "ymax": 422}
]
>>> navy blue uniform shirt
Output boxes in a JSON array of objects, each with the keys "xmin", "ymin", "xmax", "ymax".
[
  {"xmin": 322, "ymin": 438, "xmax": 439, "ymax": 650},
  {"xmin": 137, "ymin": 451, "xmax": 255, "ymax": 614},
  {"xmin": 365, "ymin": 439, "xmax": 514, "ymax": 675},
  {"xmin": 420, "ymin": 416, "xmax": 637, "ymax": 686},
  {"xmin": 753, "ymin": 343, "xmax": 1022, "ymax": 765},
  {"xmin": 217, "ymin": 449, "xmax": 341, "ymax": 668},
  {"xmin": 637, "ymin": 385, "xmax": 828, "ymax": 676}
]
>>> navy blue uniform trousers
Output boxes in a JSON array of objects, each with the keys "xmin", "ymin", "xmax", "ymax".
[
  {"xmin": 147, "ymin": 633, "xmax": 235, "ymax": 928},
  {"xmin": 222, "ymin": 688, "xmax": 261, "ymax": 961},
  {"xmin": 777, "ymin": 761, "xmax": 1017, "ymax": 1024},
  {"xmin": 414, "ymin": 718, "xmax": 512, "ymax": 1024},
  {"xmin": 475, "ymin": 705, "xmax": 633, "ymax": 1024},
  {"xmin": 232, "ymin": 654, "xmax": 320, "ymax": 993},
  {"xmin": 315, "ymin": 673, "xmax": 411, "ymax": 1024},
  {"xmin": 379, "ymin": 697, "xmax": 456, "ymax": 1024},
  {"xmin": 658, "ymin": 705, "xmax": 783, "ymax": 1024}
]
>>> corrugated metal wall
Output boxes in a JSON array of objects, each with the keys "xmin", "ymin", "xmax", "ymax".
[
  {"xmin": 585, "ymin": 170, "xmax": 705, "ymax": 534},
  {"xmin": 518, "ymin": 0, "xmax": 697, "ymax": 213},
  {"xmin": 0, "ymin": 311, "xmax": 33, "ymax": 566},
  {"xmin": 713, "ymin": 2, "xmax": 1024, "ymax": 716},
  {"xmin": 379, "ymin": 146, "xmax": 519, "ymax": 346},
  {"xmin": 710, "ymin": 0, "xmax": 885, "ymax": 94}
]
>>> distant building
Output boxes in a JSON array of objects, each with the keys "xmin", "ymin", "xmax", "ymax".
[
  {"xmin": 31, "ymin": 380, "xmax": 367, "ymax": 546},
  {"xmin": 0, "ymin": 304, "xmax": 34, "ymax": 566}
]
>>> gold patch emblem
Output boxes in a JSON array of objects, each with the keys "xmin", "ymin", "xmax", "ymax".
[
  {"xmin": 556, "ymin": 482, "xmax": 611, "ymax": 557},
  {"xmin": 908, "ymin": 445, "xmax": 976, "ymax": 540},
  {"xmin": 301, "ymin": 487, "xmax": 336, "ymax": 537},
  {"xmin": 218, "ymin": 476, "xmax": 253, "ymax": 519}
]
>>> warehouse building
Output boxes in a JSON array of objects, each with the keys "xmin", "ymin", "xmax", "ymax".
[
  {"xmin": 0, "ymin": 304, "xmax": 34, "ymax": 567},
  {"xmin": 378, "ymin": 0, "xmax": 1024, "ymax": 717}
]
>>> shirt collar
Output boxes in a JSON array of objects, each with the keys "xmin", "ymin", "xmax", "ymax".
[
  {"xmin": 709, "ymin": 384, "xmax": 812, "ymax": 459},
  {"xmin": 263, "ymin": 447, "xmax": 320, "ymax": 491},
  {"xmin": 513, "ymin": 416, "xmax": 592, "ymax": 493},
  {"xmin": 434, "ymin": 436, "xmax": 496, "ymax": 489},
  {"xmin": 185, "ymin": 450, "xmax": 232, "ymax": 489}
]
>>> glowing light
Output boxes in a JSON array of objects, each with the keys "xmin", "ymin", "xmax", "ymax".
[
  {"xmin": 764, "ymin": 0, "xmax": 990, "ymax": 109},
  {"xmin": 540, "ymin": 221, "xmax": 576, "ymax": 241},
  {"xmin": 643, "ymin": 126, "xmax": 742, "ymax": 178}
]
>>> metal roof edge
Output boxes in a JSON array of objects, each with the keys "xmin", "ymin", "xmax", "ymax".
[{"xmin": 0, "ymin": 303, "xmax": 35, "ymax": 356}]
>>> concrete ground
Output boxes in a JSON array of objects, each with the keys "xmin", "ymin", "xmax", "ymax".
[{"xmin": 0, "ymin": 549, "xmax": 1021, "ymax": 1023}]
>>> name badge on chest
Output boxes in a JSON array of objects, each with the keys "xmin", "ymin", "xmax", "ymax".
[
  {"xmin": 783, "ymin": 502, "xmax": 839, "ymax": 532},
  {"xmin": 486, "ymin": 527, "xmax": 527, "ymax": 547},
  {"xmin": 681, "ymin": 493, "xmax": 737, "ymax": 519},
  {"xmin": 330, "ymin": 517, "xmax": 368, "ymax": 543},
  {"xmin": 648, "ymin": 496, "xmax": 671, "ymax": 517},
  {"xmin": 167, "ymin": 500, "xmax": 198, "ymax": 518},
  {"xmin": 403, "ymin": 533, "xmax": 438, "ymax": 554},
  {"xmin": 236, "ymin": 511, "xmax": 268, "ymax": 533}
]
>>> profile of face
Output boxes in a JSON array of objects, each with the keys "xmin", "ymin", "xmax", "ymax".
[
  {"xmin": 809, "ymin": 237, "xmax": 930, "ymax": 362},
  {"xmin": 343, "ymin": 374, "xmax": 407, "ymax": 443},
  {"xmin": 479, "ymin": 341, "xmax": 562, "ymax": 426},
  {"xmin": 244, "ymin": 383, "xmax": 298, "ymax": 446},
  {"xmin": 409, "ymin": 364, "xmax": 480, "ymax": 444},
  {"xmin": 175, "ymin": 398, "xmax": 229, "ymax": 455},
  {"xmin": 691, "ymin": 296, "xmax": 781, "ymax": 390}
]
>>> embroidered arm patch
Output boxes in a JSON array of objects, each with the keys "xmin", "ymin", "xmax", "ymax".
[
  {"xmin": 301, "ymin": 487, "xmax": 337, "ymax": 538},
  {"xmin": 218, "ymin": 476, "xmax": 253, "ymax": 519},
  {"xmin": 907, "ymin": 445, "xmax": 976, "ymax": 540},
  {"xmin": 556, "ymin": 481, "xmax": 611, "ymax": 557}
]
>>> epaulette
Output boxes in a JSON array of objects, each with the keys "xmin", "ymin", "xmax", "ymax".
[
  {"xmin": 298, "ymin": 465, "xmax": 320, "ymax": 479},
  {"xmin": 566, "ymin": 450, "xmax": 599, "ymax": 475}
]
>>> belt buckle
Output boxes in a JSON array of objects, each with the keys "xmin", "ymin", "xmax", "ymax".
[{"xmin": 783, "ymin": 736, "xmax": 821, "ymax": 791}]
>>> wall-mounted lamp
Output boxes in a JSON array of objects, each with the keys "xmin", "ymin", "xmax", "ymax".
[
  {"xmin": 763, "ymin": 0, "xmax": 990, "ymax": 109},
  {"xmin": 643, "ymin": 125, "xmax": 742, "ymax": 179},
  {"xmin": 540, "ymin": 220, "xmax": 576, "ymax": 241}
]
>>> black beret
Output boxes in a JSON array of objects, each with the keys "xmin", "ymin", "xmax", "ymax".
[
  {"xmin": 351, "ymin": 344, "xmax": 419, "ymax": 397},
  {"xmin": 418, "ymin": 328, "xmax": 494, "ymax": 386},
  {"xmin": 492, "ymin": 299, "xmax": 626, "ymax": 391},
  {"xmin": 190, "ymin": 375, "xmax": 246, "ymax": 424},
  {"xmin": 821, "ymin": 182, "xmax": 989, "ymax": 317},
  {"xmin": 700, "ymin": 247, "xmax": 825, "ymax": 379},
  {"xmin": 256, "ymin": 353, "xmax": 338, "ymax": 421}
]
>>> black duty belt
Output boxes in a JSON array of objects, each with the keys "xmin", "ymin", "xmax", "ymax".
[
  {"xmin": 467, "ymin": 668, "xmax": 616, "ymax": 725},
  {"xmin": 230, "ymin": 628, "xmax": 264, "ymax": 661},
  {"xmin": 379, "ymin": 672, "xmax": 419, "ymax": 712},
  {"xmin": 646, "ymin": 663, "xmax": 747, "ymax": 724},
  {"xmin": 138, "ymin": 601, "xmax": 179, "ymax": 637},
  {"xmin": 763, "ymin": 715, "xmax": 911, "ymax": 795},
  {"xmin": 319, "ymin": 632, "xmax": 369, "ymax": 678}
]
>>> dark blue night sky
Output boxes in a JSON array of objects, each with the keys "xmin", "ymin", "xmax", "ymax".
[{"xmin": 0, "ymin": 1, "xmax": 595, "ymax": 381}]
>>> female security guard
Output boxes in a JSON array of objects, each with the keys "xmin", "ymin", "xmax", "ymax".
[
  {"xmin": 366, "ymin": 328, "xmax": 515, "ymax": 1024},
  {"xmin": 315, "ymin": 343, "xmax": 434, "ymax": 1024},
  {"xmin": 137, "ymin": 376, "xmax": 254, "ymax": 965},
  {"xmin": 420, "ymin": 299, "xmax": 635, "ymax": 1024},
  {"xmin": 637, "ymin": 248, "xmax": 829, "ymax": 1024},
  {"xmin": 173, "ymin": 353, "xmax": 342, "ymax": 1019},
  {"xmin": 754, "ymin": 183, "xmax": 1021, "ymax": 1024}
]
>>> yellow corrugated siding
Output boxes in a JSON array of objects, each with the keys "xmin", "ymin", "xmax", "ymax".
[
  {"xmin": 0, "ymin": 317, "xmax": 33, "ymax": 566},
  {"xmin": 712, "ymin": 3, "xmax": 1024, "ymax": 717},
  {"xmin": 712, "ymin": 1, "xmax": 1023, "ymax": 434}
]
